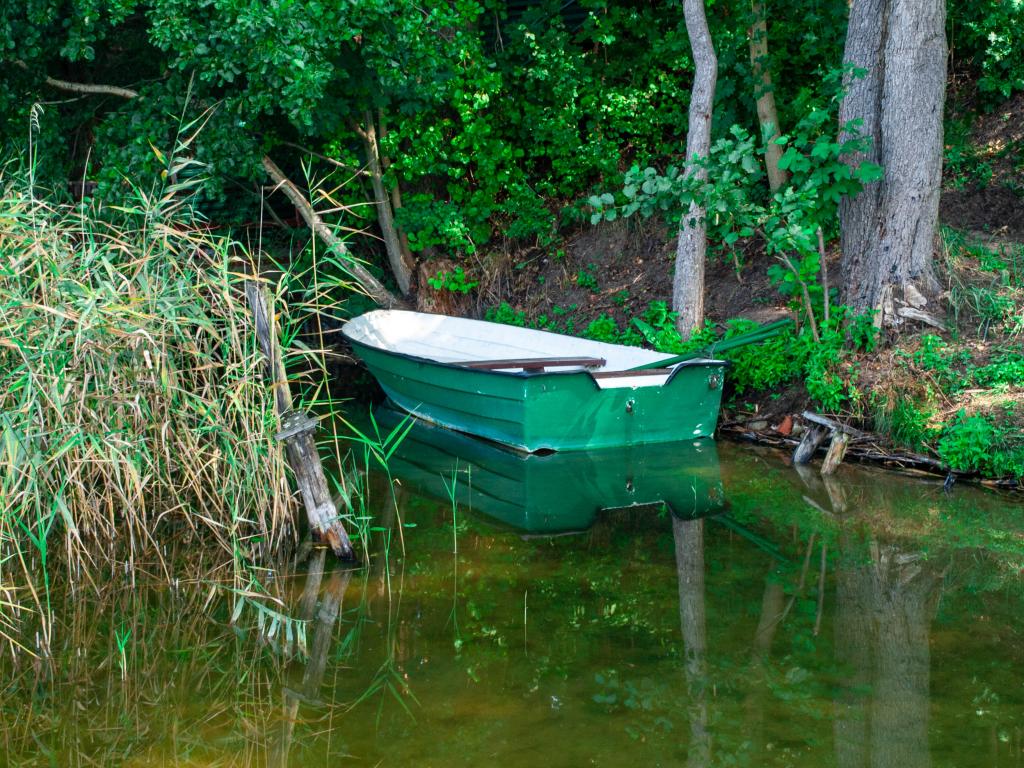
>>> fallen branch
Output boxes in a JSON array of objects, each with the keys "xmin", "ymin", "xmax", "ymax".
[
  {"xmin": 262, "ymin": 155, "xmax": 406, "ymax": 309},
  {"xmin": 13, "ymin": 60, "xmax": 139, "ymax": 99},
  {"xmin": 354, "ymin": 113, "xmax": 414, "ymax": 295}
]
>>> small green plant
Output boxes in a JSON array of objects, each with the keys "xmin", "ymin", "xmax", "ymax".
[
  {"xmin": 427, "ymin": 266, "xmax": 478, "ymax": 294},
  {"xmin": 576, "ymin": 263, "xmax": 600, "ymax": 293},
  {"xmin": 485, "ymin": 302, "xmax": 528, "ymax": 327},
  {"xmin": 583, "ymin": 314, "xmax": 620, "ymax": 343},
  {"xmin": 938, "ymin": 412, "xmax": 1001, "ymax": 474}
]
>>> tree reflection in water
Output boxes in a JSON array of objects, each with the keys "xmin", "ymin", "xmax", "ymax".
[
  {"xmin": 833, "ymin": 533, "xmax": 944, "ymax": 768},
  {"xmin": 673, "ymin": 515, "xmax": 710, "ymax": 768}
]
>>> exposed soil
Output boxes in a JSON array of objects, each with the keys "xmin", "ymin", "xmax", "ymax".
[
  {"xmin": 941, "ymin": 185, "xmax": 1024, "ymax": 239},
  {"xmin": 940, "ymin": 90, "xmax": 1024, "ymax": 238}
]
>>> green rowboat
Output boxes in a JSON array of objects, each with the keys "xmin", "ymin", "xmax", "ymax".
[{"xmin": 342, "ymin": 310, "xmax": 727, "ymax": 452}]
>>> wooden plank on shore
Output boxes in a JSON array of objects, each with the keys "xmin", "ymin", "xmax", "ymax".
[{"xmin": 821, "ymin": 431, "xmax": 850, "ymax": 475}]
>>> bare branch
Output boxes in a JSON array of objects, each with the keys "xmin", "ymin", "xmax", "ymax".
[
  {"xmin": 13, "ymin": 60, "xmax": 138, "ymax": 99},
  {"xmin": 262, "ymin": 155, "xmax": 406, "ymax": 309}
]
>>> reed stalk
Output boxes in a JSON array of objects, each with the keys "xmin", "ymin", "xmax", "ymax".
[{"xmin": 0, "ymin": 157, "xmax": 344, "ymax": 651}]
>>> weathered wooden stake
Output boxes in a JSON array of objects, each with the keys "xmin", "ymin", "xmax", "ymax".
[
  {"xmin": 821, "ymin": 431, "xmax": 850, "ymax": 476},
  {"xmin": 245, "ymin": 280, "xmax": 354, "ymax": 560}
]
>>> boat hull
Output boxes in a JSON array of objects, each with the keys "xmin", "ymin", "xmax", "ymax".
[{"xmin": 348, "ymin": 339, "xmax": 727, "ymax": 452}]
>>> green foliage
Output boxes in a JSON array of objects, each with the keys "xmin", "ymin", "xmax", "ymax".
[
  {"xmin": 938, "ymin": 411, "xmax": 1024, "ymax": 478},
  {"xmin": 582, "ymin": 314, "xmax": 620, "ymax": 343},
  {"xmin": 721, "ymin": 326, "xmax": 798, "ymax": 394},
  {"xmin": 576, "ymin": 264, "xmax": 600, "ymax": 293},
  {"xmin": 949, "ymin": 0, "xmax": 1024, "ymax": 105},
  {"xmin": 484, "ymin": 302, "xmax": 528, "ymax": 327},
  {"xmin": 944, "ymin": 116, "xmax": 995, "ymax": 189},
  {"xmin": 427, "ymin": 266, "xmax": 478, "ymax": 294}
]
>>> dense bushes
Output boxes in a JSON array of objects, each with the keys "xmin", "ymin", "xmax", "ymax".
[{"xmin": 4, "ymin": 0, "xmax": 1020, "ymax": 268}]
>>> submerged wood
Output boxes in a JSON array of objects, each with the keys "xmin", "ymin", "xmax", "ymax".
[
  {"xmin": 794, "ymin": 425, "xmax": 828, "ymax": 465},
  {"xmin": 246, "ymin": 280, "xmax": 354, "ymax": 560}
]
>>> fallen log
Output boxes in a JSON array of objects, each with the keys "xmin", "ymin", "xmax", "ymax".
[{"xmin": 262, "ymin": 155, "xmax": 406, "ymax": 310}]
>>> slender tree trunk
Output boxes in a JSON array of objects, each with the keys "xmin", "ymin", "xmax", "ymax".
[
  {"xmin": 358, "ymin": 113, "xmax": 415, "ymax": 296},
  {"xmin": 748, "ymin": 2, "xmax": 788, "ymax": 192},
  {"xmin": 378, "ymin": 110, "xmax": 415, "ymax": 269},
  {"xmin": 838, "ymin": 0, "xmax": 947, "ymax": 320},
  {"xmin": 674, "ymin": 0, "xmax": 718, "ymax": 338}
]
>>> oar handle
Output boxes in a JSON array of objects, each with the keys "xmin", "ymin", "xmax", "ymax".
[{"xmin": 627, "ymin": 318, "xmax": 792, "ymax": 371}]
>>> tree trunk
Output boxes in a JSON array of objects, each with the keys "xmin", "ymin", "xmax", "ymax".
[
  {"xmin": 673, "ymin": 0, "xmax": 718, "ymax": 338},
  {"xmin": 748, "ymin": 1, "xmax": 788, "ymax": 192},
  {"xmin": 838, "ymin": 0, "xmax": 947, "ymax": 319},
  {"xmin": 359, "ymin": 113, "xmax": 415, "ymax": 296},
  {"xmin": 378, "ymin": 110, "xmax": 415, "ymax": 269}
]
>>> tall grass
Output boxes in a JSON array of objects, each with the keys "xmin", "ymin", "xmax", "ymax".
[{"xmin": 0, "ymin": 164, "xmax": 307, "ymax": 652}]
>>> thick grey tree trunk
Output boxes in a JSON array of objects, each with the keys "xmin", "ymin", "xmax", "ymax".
[
  {"xmin": 674, "ymin": 0, "xmax": 718, "ymax": 338},
  {"xmin": 838, "ymin": 0, "xmax": 947, "ymax": 320}
]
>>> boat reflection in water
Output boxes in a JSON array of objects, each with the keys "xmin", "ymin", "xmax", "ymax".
[{"xmin": 372, "ymin": 406, "xmax": 727, "ymax": 535}]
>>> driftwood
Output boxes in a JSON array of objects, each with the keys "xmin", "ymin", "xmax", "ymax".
[
  {"xmin": 721, "ymin": 423, "xmax": 1022, "ymax": 491},
  {"xmin": 801, "ymin": 410, "xmax": 866, "ymax": 439},
  {"xmin": 246, "ymin": 280, "xmax": 354, "ymax": 560},
  {"xmin": 793, "ymin": 425, "xmax": 828, "ymax": 465}
]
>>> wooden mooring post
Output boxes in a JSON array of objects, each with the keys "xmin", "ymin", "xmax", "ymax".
[{"xmin": 245, "ymin": 280, "xmax": 354, "ymax": 560}]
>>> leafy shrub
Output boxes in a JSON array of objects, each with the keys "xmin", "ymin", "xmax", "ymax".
[
  {"xmin": 937, "ymin": 411, "xmax": 1024, "ymax": 478},
  {"xmin": 427, "ymin": 266, "xmax": 478, "ymax": 294},
  {"xmin": 583, "ymin": 315, "xmax": 620, "ymax": 343}
]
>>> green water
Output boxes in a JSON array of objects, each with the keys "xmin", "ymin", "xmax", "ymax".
[{"xmin": 4, "ymin": 427, "xmax": 1024, "ymax": 766}]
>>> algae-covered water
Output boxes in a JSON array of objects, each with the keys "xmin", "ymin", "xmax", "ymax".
[{"xmin": 4, "ymin": 420, "xmax": 1024, "ymax": 766}]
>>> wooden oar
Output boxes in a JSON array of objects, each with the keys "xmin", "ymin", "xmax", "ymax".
[{"xmin": 628, "ymin": 318, "xmax": 792, "ymax": 371}]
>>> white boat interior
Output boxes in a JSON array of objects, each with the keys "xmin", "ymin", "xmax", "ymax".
[{"xmin": 342, "ymin": 310, "xmax": 714, "ymax": 389}]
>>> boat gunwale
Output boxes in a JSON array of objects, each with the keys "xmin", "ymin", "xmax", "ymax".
[{"xmin": 342, "ymin": 331, "xmax": 729, "ymax": 389}]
